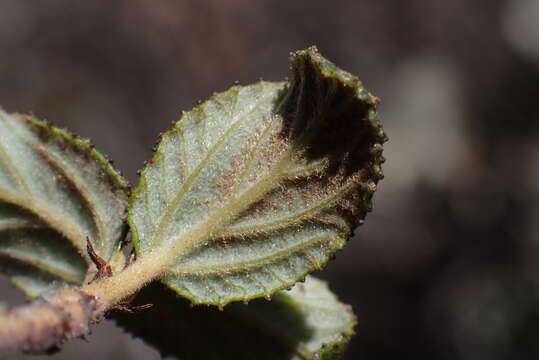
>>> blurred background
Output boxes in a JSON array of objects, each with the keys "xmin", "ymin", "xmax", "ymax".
[{"xmin": 1, "ymin": 0, "xmax": 539, "ymax": 359}]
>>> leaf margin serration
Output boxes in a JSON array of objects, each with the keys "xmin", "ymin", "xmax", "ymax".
[{"xmin": 127, "ymin": 46, "xmax": 387, "ymax": 306}]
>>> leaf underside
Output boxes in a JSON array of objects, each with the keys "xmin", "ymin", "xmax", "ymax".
[
  {"xmin": 129, "ymin": 47, "xmax": 386, "ymax": 305},
  {"xmin": 115, "ymin": 276, "xmax": 356, "ymax": 360},
  {"xmin": 0, "ymin": 111, "xmax": 129, "ymax": 298}
]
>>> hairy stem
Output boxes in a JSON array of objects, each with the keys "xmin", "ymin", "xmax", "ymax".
[
  {"xmin": 0, "ymin": 288, "xmax": 97, "ymax": 355},
  {"xmin": 0, "ymin": 252, "xmax": 166, "ymax": 357},
  {"xmin": 0, "ymin": 148, "xmax": 295, "ymax": 356},
  {"xmin": 83, "ymin": 251, "xmax": 166, "ymax": 306}
]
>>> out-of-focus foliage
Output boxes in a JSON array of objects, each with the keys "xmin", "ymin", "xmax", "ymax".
[
  {"xmin": 115, "ymin": 277, "xmax": 356, "ymax": 360},
  {"xmin": 1, "ymin": 1, "xmax": 538, "ymax": 359}
]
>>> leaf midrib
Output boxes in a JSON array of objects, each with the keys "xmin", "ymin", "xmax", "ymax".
[
  {"xmin": 157, "ymin": 149, "xmax": 295, "ymax": 267},
  {"xmin": 150, "ymin": 86, "xmax": 279, "ymax": 248},
  {"xmin": 0, "ymin": 111, "xmax": 114, "ymax": 259}
]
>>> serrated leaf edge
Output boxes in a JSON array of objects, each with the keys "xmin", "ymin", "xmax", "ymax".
[{"xmin": 128, "ymin": 47, "xmax": 386, "ymax": 306}]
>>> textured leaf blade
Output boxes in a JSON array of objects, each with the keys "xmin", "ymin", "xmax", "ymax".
[
  {"xmin": 115, "ymin": 276, "xmax": 356, "ymax": 360},
  {"xmin": 0, "ymin": 110, "xmax": 129, "ymax": 297},
  {"xmin": 129, "ymin": 47, "xmax": 386, "ymax": 305}
]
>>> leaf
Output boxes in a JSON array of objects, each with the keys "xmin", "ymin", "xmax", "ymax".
[
  {"xmin": 129, "ymin": 46, "xmax": 386, "ymax": 305},
  {"xmin": 0, "ymin": 110, "xmax": 129, "ymax": 298},
  {"xmin": 114, "ymin": 276, "xmax": 356, "ymax": 360}
]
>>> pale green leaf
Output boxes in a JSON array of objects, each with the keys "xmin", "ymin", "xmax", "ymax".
[
  {"xmin": 115, "ymin": 276, "xmax": 356, "ymax": 360},
  {"xmin": 0, "ymin": 111, "xmax": 129, "ymax": 297},
  {"xmin": 129, "ymin": 47, "xmax": 386, "ymax": 305}
]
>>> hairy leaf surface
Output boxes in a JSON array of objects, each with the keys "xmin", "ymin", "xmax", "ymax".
[
  {"xmin": 0, "ymin": 110, "xmax": 129, "ymax": 297},
  {"xmin": 115, "ymin": 276, "xmax": 356, "ymax": 360},
  {"xmin": 129, "ymin": 47, "xmax": 386, "ymax": 305}
]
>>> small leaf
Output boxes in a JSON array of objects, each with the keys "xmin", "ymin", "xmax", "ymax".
[
  {"xmin": 0, "ymin": 110, "xmax": 129, "ymax": 297},
  {"xmin": 115, "ymin": 276, "xmax": 356, "ymax": 360},
  {"xmin": 129, "ymin": 47, "xmax": 386, "ymax": 305}
]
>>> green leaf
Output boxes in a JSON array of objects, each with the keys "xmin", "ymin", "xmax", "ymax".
[
  {"xmin": 0, "ymin": 110, "xmax": 129, "ymax": 298},
  {"xmin": 129, "ymin": 46, "xmax": 386, "ymax": 305},
  {"xmin": 115, "ymin": 276, "xmax": 356, "ymax": 360}
]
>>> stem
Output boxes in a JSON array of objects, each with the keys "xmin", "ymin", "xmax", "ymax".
[
  {"xmin": 0, "ymin": 252, "xmax": 166, "ymax": 357},
  {"xmin": 83, "ymin": 251, "xmax": 166, "ymax": 307},
  {"xmin": 0, "ymin": 148, "xmax": 295, "ymax": 357},
  {"xmin": 0, "ymin": 288, "xmax": 97, "ymax": 355}
]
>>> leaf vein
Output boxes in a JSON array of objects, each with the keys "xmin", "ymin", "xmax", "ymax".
[
  {"xmin": 33, "ymin": 144, "xmax": 104, "ymax": 247},
  {"xmin": 152, "ymin": 88, "xmax": 276, "ymax": 246},
  {"xmin": 0, "ymin": 186, "xmax": 88, "ymax": 255},
  {"xmin": 0, "ymin": 114, "xmax": 32, "ymax": 194},
  {"xmin": 0, "ymin": 251, "xmax": 82, "ymax": 283},
  {"xmin": 172, "ymin": 234, "xmax": 338, "ymax": 276},
  {"xmin": 222, "ymin": 180, "xmax": 356, "ymax": 237}
]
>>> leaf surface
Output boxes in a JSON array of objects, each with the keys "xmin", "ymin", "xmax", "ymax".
[
  {"xmin": 0, "ymin": 111, "xmax": 129, "ymax": 297},
  {"xmin": 129, "ymin": 47, "xmax": 386, "ymax": 305},
  {"xmin": 115, "ymin": 276, "xmax": 356, "ymax": 360}
]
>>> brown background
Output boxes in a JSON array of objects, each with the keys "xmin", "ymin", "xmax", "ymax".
[{"xmin": 2, "ymin": 1, "xmax": 539, "ymax": 359}]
